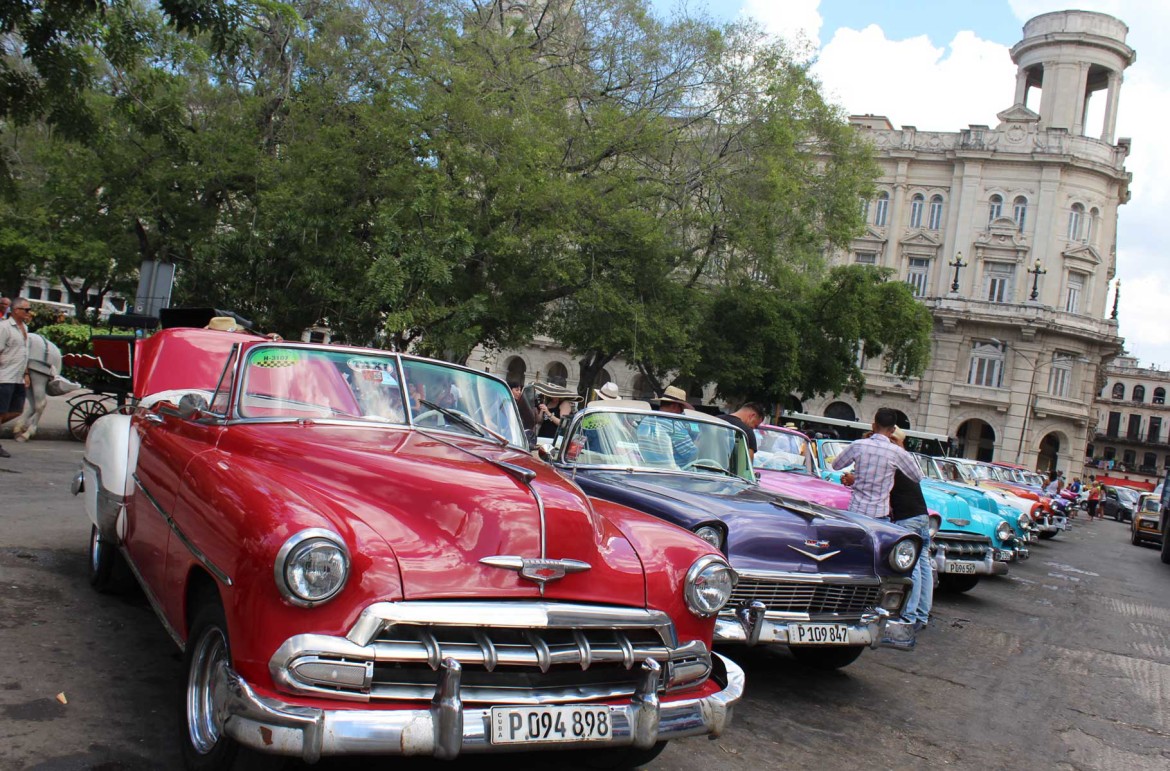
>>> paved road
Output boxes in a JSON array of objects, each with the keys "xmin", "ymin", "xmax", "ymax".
[{"xmin": 2, "ymin": 441, "xmax": 1170, "ymax": 770}]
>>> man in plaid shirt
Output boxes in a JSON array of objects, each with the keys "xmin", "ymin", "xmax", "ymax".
[{"xmin": 831, "ymin": 407, "xmax": 923, "ymax": 519}]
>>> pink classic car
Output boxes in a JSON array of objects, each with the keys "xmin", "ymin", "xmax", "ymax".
[{"xmin": 753, "ymin": 425, "xmax": 852, "ymax": 509}]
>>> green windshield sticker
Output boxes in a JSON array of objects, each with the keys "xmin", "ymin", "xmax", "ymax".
[{"xmin": 251, "ymin": 349, "xmax": 301, "ymax": 368}]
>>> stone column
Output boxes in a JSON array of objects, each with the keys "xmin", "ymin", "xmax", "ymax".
[
  {"xmin": 1101, "ymin": 71, "xmax": 1122, "ymax": 143},
  {"xmin": 1072, "ymin": 62, "xmax": 1090, "ymax": 136},
  {"xmin": 1014, "ymin": 69, "xmax": 1029, "ymax": 106}
]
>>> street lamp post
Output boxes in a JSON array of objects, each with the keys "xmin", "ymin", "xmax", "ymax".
[
  {"xmin": 1027, "ymin": 258, "xmax": 1047, "ymax": 302},
  {"xmin": 948, "ymin": 252, "xmax": 968, "ymax": 293},
  {"xmin": 1012, "ymin": 349, "xmax": 1092, "ymax": 466}
]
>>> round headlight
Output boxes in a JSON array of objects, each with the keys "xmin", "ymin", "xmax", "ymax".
[
  {"xmin": 693, "ymin": 525, "xmax": 724, "ymax": 551},
  {"xmin": 276, "ymin": 529, "xmax": 349, "ymax": 607},
  {"xmin": 1017, "ymin": 512, "xmax": 1031, "ymax": 531},
  {"xmin": 888, "ymin": 538, "xmax": 919, "ymax": 572},
  {"xmin": 995, "ymin": 520, "xmax": 1013, "ymax": 543},
  {"xmin": 684, "ymin": 555, "xmax": 737, "ymax": 618}
]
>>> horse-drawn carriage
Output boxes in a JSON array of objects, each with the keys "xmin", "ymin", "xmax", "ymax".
[{"xmin": 60, "ymin": 334, "xmax": 139, "ymax": 441}]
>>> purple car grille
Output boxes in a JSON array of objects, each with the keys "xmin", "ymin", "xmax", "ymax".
[{"xmin": 730, "ymin": 580, "xmax": 882, "ymax": 616}]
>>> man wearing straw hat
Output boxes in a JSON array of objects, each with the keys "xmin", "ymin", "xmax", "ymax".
[{"xmin": 636, "ymin": 386, "xmax": 698, "ymax": 467}]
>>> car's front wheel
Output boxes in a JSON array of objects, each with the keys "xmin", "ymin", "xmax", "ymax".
[
  {"xmin": 1038, "ymin": 530, "xmax": 1057, "ymax": 540},
  {"xmin": 181, "ymin": 599, "xmax": 283, "ymax": 771},
  {"xmin": 789, "ymin": 645, "xmax": 866, "ymax": 670},
  {"xmin": 1131, "ymin": 527, "xmax": 1143, "ymax": 546},
  {"xmin": 938, "ymin": 574, "xmax": 980, "ymax": 593}
]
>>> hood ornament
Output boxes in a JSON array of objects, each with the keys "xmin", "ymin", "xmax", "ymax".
[
  {"xmin": 947, "ymin": 518, "xmax": 971, "ymax": 527},
  {"xmin": 788, "ymin": 544, "xmax": 841, "ymax": 562},
  {"xmin": 481, "ymin": 556, "xmax": 591, "ymax": 585}
]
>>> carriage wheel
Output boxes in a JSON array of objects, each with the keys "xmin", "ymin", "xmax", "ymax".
[{"xmin": 68, "ymin": 397, "xmax": 111, "ymax": 442}]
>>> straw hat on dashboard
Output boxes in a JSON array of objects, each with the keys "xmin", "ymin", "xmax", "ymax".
[{"xmin": 205, "ymin": 316, "xmax": 242, "ymax": 332}]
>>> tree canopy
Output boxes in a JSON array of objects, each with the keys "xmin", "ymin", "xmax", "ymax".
[{"xmin": 0, "ymin": 0, "xmax": 932, "ymax": 403}]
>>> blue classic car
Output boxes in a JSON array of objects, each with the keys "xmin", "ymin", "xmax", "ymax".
[{"xmin": 549, "ymin": 401, "xmax": 923, "ymax": 670}]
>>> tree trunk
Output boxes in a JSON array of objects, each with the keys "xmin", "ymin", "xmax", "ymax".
[{"xmin": 576, "ymin": 350, "xmax": 615, "ymax": 400}]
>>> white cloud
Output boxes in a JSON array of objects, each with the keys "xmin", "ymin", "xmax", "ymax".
[
  {"xmin": 741, "ymin": 0, "xmax": 822, "ymax": 49},
  {"xmin": 813, "ymin": 26, "xmax": 1016, "ymax": 131}
]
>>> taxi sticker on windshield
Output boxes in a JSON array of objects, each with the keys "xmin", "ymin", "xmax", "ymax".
[{"xmin": 251, "ymin": 349, "xmax": 301, "ymax": 368}]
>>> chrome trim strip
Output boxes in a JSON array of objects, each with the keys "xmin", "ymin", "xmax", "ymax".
[
  {"xmin": 732, "ymin": 569, "xmax": 881, "ymax": 586},
  {"xmin": 132, "ymin": 474, "xmax": 233, "ymax": 587},
  {"xmin": 222, "ymin": 653, "xmax": 743, "ymax": 760}
]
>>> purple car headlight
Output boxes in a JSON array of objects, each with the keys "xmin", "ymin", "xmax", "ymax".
[{"xmin": 888, "ymin": 538, "xmax": 919, "ymax": 572}]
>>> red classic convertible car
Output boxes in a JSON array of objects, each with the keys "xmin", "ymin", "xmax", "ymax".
[{"xmin": 74, "ymin": 328, "xmax": 742, "ymax": 767}]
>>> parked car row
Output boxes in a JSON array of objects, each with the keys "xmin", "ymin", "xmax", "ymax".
[{"xmin": 72, "ymin": 327, "xmax": 1082, "ymax": 768}]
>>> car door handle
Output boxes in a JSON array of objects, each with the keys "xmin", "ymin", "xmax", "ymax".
[{"xmin": 142, "ymin": 413, "xmax": 164, "ymax": 424}]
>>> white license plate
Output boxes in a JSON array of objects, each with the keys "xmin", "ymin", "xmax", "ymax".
[
  {"xmin": 490, "ymin": 705, "xmax": 612, "ymax": 745},
  {"xmin": 791, "ymin": 623, "xmax": 850, "ymax": 644},
  {"xmin": 945, "ymin": 561, "xmax": 977, "ymax": 574}
]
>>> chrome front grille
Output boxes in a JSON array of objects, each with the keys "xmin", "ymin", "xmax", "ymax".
[
  {"xmin": 272, "ymin": 601, "xmax": 711, "ymax": 705},
  {"xmin": 729, "ymin": 579, "xmax": 882, "ymax": 616},
  {"xmin": 938, "ymin": 538, "xmax": 991, "ymax": 558}
]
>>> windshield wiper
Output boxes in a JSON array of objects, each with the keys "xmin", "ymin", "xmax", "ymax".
[{"xmin": 418, "ymin": 399, "xmax": 506, "ymax": 445}]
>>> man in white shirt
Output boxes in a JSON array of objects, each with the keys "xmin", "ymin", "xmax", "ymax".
[{"xmin": 0, "ymin": 299, "xmax": 32, "ymax": 458}]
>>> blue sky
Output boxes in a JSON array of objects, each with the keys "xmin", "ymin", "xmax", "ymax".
[{"xmin": 646, "ymin": 1, "xmax": 1170, "ymax": 369}]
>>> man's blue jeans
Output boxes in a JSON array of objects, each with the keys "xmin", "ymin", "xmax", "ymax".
[{"xmin": 897, "ymin": 514, "xmax": 933, "ymax": 626}]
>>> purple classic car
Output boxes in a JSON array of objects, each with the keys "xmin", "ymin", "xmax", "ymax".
[{"xmin": 549, "ymin": 403, "xmax": 922, "ymax": 670}]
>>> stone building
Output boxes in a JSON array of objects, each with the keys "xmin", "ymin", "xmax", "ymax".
[
  {"xmin": 471, "ymin": 10, "xmax": 1136, "ymax": 473},
  {"xmin": 801, "ymin": 10, "xmax": 1134, "ymax": 474},
  {"xmin": 1086, "ymin": 356, "xmax": 1170, "ymax": 486}
]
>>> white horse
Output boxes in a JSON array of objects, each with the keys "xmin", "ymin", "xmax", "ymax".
[{"xmin": 10, "ymin": 333, "xmax": 78, "ymax": 441}]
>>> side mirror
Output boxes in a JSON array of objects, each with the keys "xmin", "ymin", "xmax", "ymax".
[
  {"xmin": 535, "ymin": 443, "xmax": 552, "ymax": 460},
  {"xmin": 178, "ymin": 392, "xmax": 210, "ymax": 420}
]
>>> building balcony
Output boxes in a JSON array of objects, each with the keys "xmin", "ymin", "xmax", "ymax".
[
  {"xmin": 1093, "ymin": 432, "xmax": 1170, "ymax": 450},
  {"xmin": 925, "ymin": 297, "xmax": 1122, "ymax": 346},
  {"xmin": 1033, "ymin": 394, "xmax": 1091, "ymax": 425},
  {"xmin": 948, "ymin": 383, "xmax": 1012, "ymax": 412}
]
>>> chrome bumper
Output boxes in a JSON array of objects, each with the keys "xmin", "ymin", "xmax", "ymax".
[
  {"xmin": 218, "ymin": 654, "xmax": 743, "ymax": 762},
  {"xmin": 714, "ymin": 604, "xmax": 891, "ymax": 649},
  {"xmin": 932, "ymin": 553, "xmax": 1008, "ymax": 576}
]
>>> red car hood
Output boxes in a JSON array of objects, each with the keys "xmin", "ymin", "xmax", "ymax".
[
  {"xmin": 755, "ymin": 469, "xmax": 853, "ymax": 509},
  {"xmin": 220, "ymin": 425, "xmax": 646, "ymax": 606}
]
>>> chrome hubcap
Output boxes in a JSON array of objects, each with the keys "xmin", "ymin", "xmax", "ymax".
[
  {"xmin": 187, "ymin": 625, "xmax": 228, "ymax": 754},
  {"xmin": 90, "ymin": 527, "xmax": 101, "ymax": 574}
]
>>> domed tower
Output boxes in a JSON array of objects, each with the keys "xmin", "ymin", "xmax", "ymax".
[{"xmin": 1010, "ymin": 10, "xmax": 1136, "ymax": 142}]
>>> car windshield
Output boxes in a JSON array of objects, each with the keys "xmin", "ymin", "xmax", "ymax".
[
  {"xmin": 1117, "ymin": 487, "xmax": 1141, "ymax": 505},
  {"xmin": 754, "ymin": 428, "xmax": 815, "ymax": 473},
  {"xmin": 818, "ymin": 440, "xmax": 852, "ymax": 471},
  {"xmin": 937, "ymin": 460, "xmax": 972, "ymax": 484},
  {"xmin": 1141, "ymin": 496, "xmax": 1160, "ymax": 513},
  {"xmin": 963, "ymin": 463, "xmax": 995, "ymax": 481},
  {"xmin": 235, "ymin": 346, "xmax": 525, "ymax": 445},
  {"xmin": 560, "ymin": 408, "xmax": 753, "ymax": 480}
]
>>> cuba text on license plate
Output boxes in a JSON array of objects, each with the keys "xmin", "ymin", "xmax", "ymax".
[
  {"xmin": 791, "ymin": 623, "xmax": 849, "ymax": 644},
  {"xmin": 490, "ymin": 705, "xmax": 611, "ymax": 745},
  {"xmin": 945, "ymin": 561, "xmax": 977, "ymax": 574}
]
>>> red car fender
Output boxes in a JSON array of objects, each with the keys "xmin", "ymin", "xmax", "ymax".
[{"xmin": 589, "ymin": 498, "xmax": 722, "ymax": 647}]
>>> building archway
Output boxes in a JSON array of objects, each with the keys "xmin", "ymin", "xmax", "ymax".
[
  {"xmin": 1035, "ymin": 430, "xmax": 1069, "ymax": 475},
  {"xmin": 824, "ymin": 401, "xmax": 856, "ymax": 421},
  {"xmin": 785, "ymin": 395, "xmax": 804, "ymax": 414},
  {"xmin": 504, "ymin": 356, "xmax": 527, "ymax": 385},
  {"xmin": 546, "ymin": 361, "xmax": 569, "ymax": 387},
  {"xmin": 632, "ymin": 374, "xmax": 656, "ymax": 401},
  {"xmin": 891, "ymin": 409, "xmax": 911, "ymax": 430},
  {"xmin": 955, "ymin": 419, "xmax": 996, "ymax": 462}
]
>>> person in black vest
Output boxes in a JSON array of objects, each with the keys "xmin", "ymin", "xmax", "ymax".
[{"xmin": 886, "ymin": 427, "xmax": 932, "ymax": 647}]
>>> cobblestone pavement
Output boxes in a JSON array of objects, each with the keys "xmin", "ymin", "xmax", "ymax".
[{"xmin": 2, "ymin": 441, "xmax": 1169, "ymax": 770}]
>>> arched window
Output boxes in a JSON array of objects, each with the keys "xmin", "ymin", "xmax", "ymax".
[
  {"xmin": 1111, "ymin": 382, "xmax": 1125, "ymax": 400},
  {"xmin": 909, "ymin": 194, "xmax": 924, "ymax": 228},
  {"xmin": 546, "ymin": 362, "xmax": 568, "ymax": 387},
  {"xmin": 928, "ymin": 195, "xmax": 943, "ymax": 230},
  {"xmin": 1155, "ymin": 387, "xmax": 1166, "ymax": 405},
  {"xmin": 1068, "ymin": 203, "xmax": 1085, "ymax": 241},
  {"xmin": 988, "ymin": 194, "xmax": 1003, "ymax": 223},
  {"xmin": 1133, "ymin": 385, "xmax": 1146, "ymax": 403},
  {"xmin": 1013, "ymin": 196, "xmax": 1028, "ymax": 231},
  {"xmin": 873, "ymin": 192, "xmax": 889, "ymax": 227},
  {"xmin": 504, "ymin": 356, "xmax": 526, "ymax": 385},
  {"xmin": 1088, "ymin": 207, "xmax": 1100, "ymax": 243}
]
